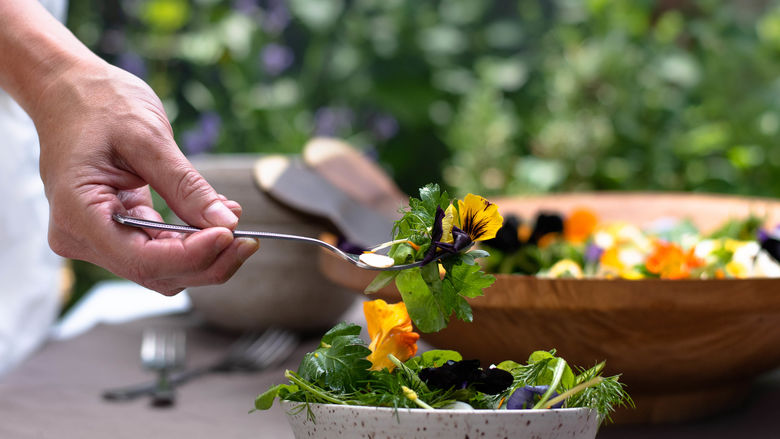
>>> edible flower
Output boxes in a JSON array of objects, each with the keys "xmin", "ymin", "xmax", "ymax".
[
  {"xmin": 423, "ymin": 194, "xmax": 503, "ymax": 264},
  {"xmin": 544, "ymin": 259, "xmax": 584, "ymax": 279},
  {"xmin": 598, "ymin": 246, "xmax": 646, "ymax": 279},
  {"xmin": 759, "ymin": 226, "xmax": 780, "ymax": 263},
  {"xmin": 506, "ymin": 385, "xmax": 563, "ymax": 410},
  {"xmin": 418, "ymin": 359, "xmax": 513, "ymax": 395},
  {"xmin": 456, "ymin": 194, "xmax": 504, "ymax": 242},
  {"xmin": 363, "ymin": 299, "xmax": 420, "ymax": 372},
  {"xmin": 645, "ymin": 241, "xmax": 705, "ymax": 279},
  {"xmin": 564, "ymin": 208, "xmax": 598, "ymax": 244},
  {"xmin": 727, "ymin": 240, "xmax": 780, "ymax": 278}
]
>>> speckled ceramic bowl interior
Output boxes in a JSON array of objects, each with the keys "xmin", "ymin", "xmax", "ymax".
[{"xmin": 281, "ymin": 401, "xmax": 600, "ymax": 439}]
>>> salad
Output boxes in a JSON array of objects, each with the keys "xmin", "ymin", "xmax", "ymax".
[
  {"xmin": 255, "ymin": 299, "xmax": 631, "ymax": 421},
  {"xmin": 480, "ymin": 209, "xmax": 780, "ymax": 279},
  {"xmin": 255, "ymin": 184, "xmax": 631, "ymax": 423}
]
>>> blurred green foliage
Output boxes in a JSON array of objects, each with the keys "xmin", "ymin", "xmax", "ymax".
[
  {"xmin": 66, "ymin": 0, "xmax": 780, "ymax": 198},
  {"xmin": 64, "ymin": 0, "xmax": 780, "ymax": 304}
]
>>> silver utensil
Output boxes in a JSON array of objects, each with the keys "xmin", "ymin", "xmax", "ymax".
[
  {"xmin": 113, "ymin": 213, "xmax": 431, "ymax": 271},
  {"xmin": 140, "ymin": 329, "xmax": 186, "ymax": 407},
  {"xmin": 103, "ymin": 328, "xmax": 298, "ymax": 402}
]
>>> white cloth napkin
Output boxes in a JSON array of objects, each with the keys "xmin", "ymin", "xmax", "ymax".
[{"xmin": 51, "ymin": 280, "xmax": 192, "ymax": 340}]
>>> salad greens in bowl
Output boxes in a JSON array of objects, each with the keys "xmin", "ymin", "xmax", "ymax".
[
  {"xmin": 255, "ymin": 300, "xmax": 631, "ymax": 439},
  {"xmin": 255, "ymin": 184, "xmax": 631, "ymax": 438},
  {"xmin": 315, "ymin": 189, "xmax": 780, "ymax": 424}
]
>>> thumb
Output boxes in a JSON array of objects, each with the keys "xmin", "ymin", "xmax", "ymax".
[{"xmin": 127, "ymin": 142, "xmax": 238, "ymax": 229}]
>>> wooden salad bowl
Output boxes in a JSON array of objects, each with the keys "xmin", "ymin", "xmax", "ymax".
[{"xmin": 318, "ymin": 192, "xmax": 780, "ymax": 424}]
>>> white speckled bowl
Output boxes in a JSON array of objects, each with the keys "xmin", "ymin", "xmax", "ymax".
[{"xmin": 281, "ymin": 401, "xmax": 600, "ymax": 439}]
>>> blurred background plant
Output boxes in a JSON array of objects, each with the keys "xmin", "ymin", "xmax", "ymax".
[{"xmin": 63, "ymin": 0, "xmax": 780, "ymax": 310}]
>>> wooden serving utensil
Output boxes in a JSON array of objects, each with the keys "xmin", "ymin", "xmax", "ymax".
[
  {"xmin": 253, "ymin": 154, "xmax": 395, "ymax": 248},
  {"xmin": 302, "ymin": 137, "xmax": 407, "ymax": 220}
]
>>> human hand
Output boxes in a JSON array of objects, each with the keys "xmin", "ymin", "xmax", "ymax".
[{"xmin": 32, "ymin": 59, "xmax": 259, "ymax": 295}]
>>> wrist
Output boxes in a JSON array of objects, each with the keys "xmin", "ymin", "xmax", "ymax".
[{"xmin": 0, "ymin": 1, "xmax": 101, "ymax": 119}]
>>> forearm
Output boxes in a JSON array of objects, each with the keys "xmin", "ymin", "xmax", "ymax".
[{"xmin": 0, "ymin": 0, "xmax": 98, "ymax": 119}]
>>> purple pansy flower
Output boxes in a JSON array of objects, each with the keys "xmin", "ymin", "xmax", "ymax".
[
  {"xmin": 418, "ymin": 359, "xmax": 513, "ymax": 395},
  {"xmin": 585, "ymin": 243, "xmax": 604, "ymax": 264},
  {"xmin": 758, "ymin": 225, "xmax": 780, "ymax": 263},
  {"xmin": 421, "ymin": 206, "xmax": 471, "ymax": 265},
  {"xmin": 506, "ymin": 385, "xmax": 563, "ymax": 410}
]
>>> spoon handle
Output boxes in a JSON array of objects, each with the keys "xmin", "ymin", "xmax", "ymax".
[
  {"xmin": 113, "ymin": 213, "xmax": 326, "ymax": 243},
  {"xmin": 112, "ymin": 213, "xmax": 430, "ymax": 271}
]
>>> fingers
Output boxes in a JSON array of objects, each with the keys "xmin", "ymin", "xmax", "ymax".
[
  {"xmin": 121, "ymin": 132, "xmax": 239, "ymax": 230},
  {"xmin": 119, "ymin": 228, "xmax": 260, "ymax": 295}
]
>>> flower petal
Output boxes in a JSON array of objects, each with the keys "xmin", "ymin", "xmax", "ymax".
[
  {"xmin": 564, "ymin": 208, "xmax": 598, "ymax": 244},
  {"xmin": 440, "ymin": 204, "xmax": 456, "ymax": 244},
  {"xmin": 457, "ymin": 194, "xmax": 504, "ymax": 242},
  {"xmin": 363, "ymin": 299, "xmax": 419, "ymax": 371}
]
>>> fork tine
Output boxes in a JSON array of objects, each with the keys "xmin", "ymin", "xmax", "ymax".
[
  {"xmin": 227, "ymin": 331, "xmax": 263, "ymax": 357},
  {"xmin": 250, "ymin": 330, "xmax": 299, "ymax": 369},
  {"xmin": 244, "ymin": 328, "xmax": 285, "ymax": 357}
]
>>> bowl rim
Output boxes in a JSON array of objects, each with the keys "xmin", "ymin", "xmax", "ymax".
[{"xmin": 279, "ymin": 399, "xmax": 597, "ymax": 415}]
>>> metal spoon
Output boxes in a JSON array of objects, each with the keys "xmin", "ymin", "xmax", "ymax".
[{"xmin": 113, "ymin": 213, "xmax": 429, "ymax": 271}]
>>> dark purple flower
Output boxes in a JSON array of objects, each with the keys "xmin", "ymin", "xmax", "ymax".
[
  {"xmin": 421, "ymin": 206, "xmax": 472, "ymax": 265},
  {"xmin": 758, "ymin": 226, "xmax": 780, "ymax": 263},
  {"xmin": 483, "ymin": 215, "xmax": 523, "ymax": 253},
  {"xmin": 371, "ymin": 114, "xmax": 399, "ymax": 141},
  {"xmin": 116, "ymin": 52, "xmax": 147, "ymax": 80},
  {"xmin": 529, "ymin": 212, "xmax": 564, "ymax": 245},
  {"xmin": 585, "ymin": 243, "xmax": 604, "ymax": 264},
  {"xmin": 506, "ymin": 385, "xmax": 563, "ymax": 410},
  {"xmin": 182, "ymin": 112, "xmax": 221, "ymax": 155},
  {"xmin": 314, "ymin": 106, "xmax": 354, "ymax": 137},
  {"xmin": 261, "ymin": 43, "xmax": 294, "ymax": 76},
  {"xmin": 418, "ymin": 360, "xmax": 513, "ymax": 395},
  {"xmin": 337, "ymin": 236, "xmax": 366, "ymax": 255}
]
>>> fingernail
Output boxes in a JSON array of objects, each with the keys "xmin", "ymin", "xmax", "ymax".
[
  {"xmin": 236, "ymin": 238, "xmax": 260, "ymax": 261},
  {"xmin": 214, "ymin": 232, "xmax": 233, "ymax": 252},
  {"xmin": 205, "ymin": 200, "xmax": 239, "ymax": 227}
]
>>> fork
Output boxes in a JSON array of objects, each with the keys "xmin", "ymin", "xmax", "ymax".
[
  {"xmin": 141, "ymin": 329, "xmax": 186, "ymax": 407},
  {"xmin": 103, "ymin": 328, "xmax": 298, "ymax": 402},
  {"xmin": 112, "ymin": 213, "xmax": 433, "ymax": 271}
]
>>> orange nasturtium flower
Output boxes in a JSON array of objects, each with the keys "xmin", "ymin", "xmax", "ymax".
[
  {"xmin": 363, "ymin": 299, "xmax": 420, "ymax": 372},
  {"xmin": 564, "ymin": 208, "xmax": 598, "ymax": 244},
  {"xmin": 645, "ymin": 241, "xmax": 705, "ymax": 279}
]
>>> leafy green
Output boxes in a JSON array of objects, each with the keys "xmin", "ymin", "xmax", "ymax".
[
  {"xmin": 497, "ymin": 350, "xmax": 632, "ymax": 417},
  {"xmin": 255, "ymin": 322, "xmax": 631, "ymax": 424},
  {"xmin": 395, "ymin": 268, "xmax": 447, "ymax": 333},
  {"xmin": 297, "ymin": 322, "xmax": 372, "ymax": 392},
  {"xmin": 404, "ymin": 350, "xmax": 462, "ymax": 370}
]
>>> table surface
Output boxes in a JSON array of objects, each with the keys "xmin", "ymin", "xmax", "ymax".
[{"xmin": 2, "ymin": 312, "xmax": 780, "ymax": 439}]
